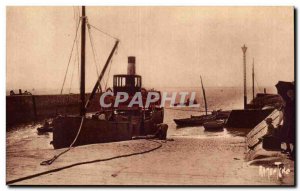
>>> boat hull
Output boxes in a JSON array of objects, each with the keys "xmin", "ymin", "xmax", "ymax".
[
  {"xmin": 225, "ymin": 108, "xmax": 274, "ymax": 128},
  {"xmin": 174, "ymin": 115, "xmax": 215, "ymax": 127},
  {"xmin": 203, "ymin": 120, "xmax": 224, "ymax": 131},
  {"xmin": 52, "ymin": 109, "xmax": 164, "ymax": 149}
]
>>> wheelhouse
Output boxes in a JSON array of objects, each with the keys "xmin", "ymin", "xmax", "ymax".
[{"xmin": 113, "ymin": 74, "xmax": 142, "ymax": 96}]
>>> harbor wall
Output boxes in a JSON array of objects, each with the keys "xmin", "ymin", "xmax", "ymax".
[
  {"xmin": 225, "ymin": 108, "xmax": 274, "ymax": 128},
  {"xmin": 6, "ymin": 93, "xmax": 101, "ymax": 126}
]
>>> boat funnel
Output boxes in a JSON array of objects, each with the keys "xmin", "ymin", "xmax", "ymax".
[{"xmin": 127, "ymin": 56, "xmax": 136, "ymax": 75}]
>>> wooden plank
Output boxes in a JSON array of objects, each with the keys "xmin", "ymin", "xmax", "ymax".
[{"xmin": 246, "ymin": 109, "xmax": 280, "ymax": 148}]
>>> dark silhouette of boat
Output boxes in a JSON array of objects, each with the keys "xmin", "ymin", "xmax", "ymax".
[
  {"xmin": 37, "ymin": 120, "xmax": 53, "ymax": 133},
  {"xmin": 174, "ymin": 114, "xmax": 215, "ymax": 127},
  {"xmin": 174, "ymin": 110, "xmax": 230, "ymax": 127},
  {"xmin": 173, "ymin": 76, "xmax": 231, "ymax": 127},
  {"xmin": 203, "ymin": 120, "xmax": 225, "ymax": 131}
]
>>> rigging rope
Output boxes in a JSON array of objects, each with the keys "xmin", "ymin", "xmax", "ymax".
[
  {"xmin": 68, "ymin": 58, "xmax": 77, "ymax": 94},
  {"xmin": 60, "ymin": 18, "xmax": 81, "ymax": 95},
  {"xmin": 87, "ymin": 22, "xmax": 101, "ymax": 80},
  {"xmin": 255, "ymin": 77, "xmax": 262, "ymax": 93},
  {"xmin": 43, "ymin": 11, "xmax": 84, "ymax": 165},
  {"xmin": 104, "ymin": 59, "xmax": 113, "ymax": 90},
  {"xmin": 41, "ymin": 20, "xmax": 119, "ymax": 167},
  {"xmin": 88, "ymin": 23, "xmax": 119, "ymax": 41},
  {"xmin": 104, "ymin": 49, "xmax": 116, "ymax": 90},
  {"xmin": 69, "ymin": 15, "xmax": 81, "ymax": 94},
  {"xmin": 87, "ymin": 22, "xmax": 107, "ymax": 92},
  {"xmin": 76, "ymin": 7, "xmax": 81, "ymax": 86},
  {"xmin": 45, "ymin": 14, "xmax": 120, "ymax": 167},
  {"xmin": 87, "ymin": 20, "xmax": 118, "ymax": 92}
]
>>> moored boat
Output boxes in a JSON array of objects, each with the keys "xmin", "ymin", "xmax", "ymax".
[
  {"xmin": 191, "ymin": 110, "xmax": 231, "ymax": 120},
  {"xmin": 173, "ymin": 76, "xmax": 230, "ymax": 127},
  {"xmin": 37, "ymin": 120, "xmax": 53, "ymax": 134},
  {"xmin": 174, "ymin": 114, "xmax": 215, "ymax": 127},
  {"xmin": 52, "ymin": 7, "xmax": 164, "ymax": 149},
  {"xmin": 203, "ymin": 120, "xmax": 224, "ymax": 131}
]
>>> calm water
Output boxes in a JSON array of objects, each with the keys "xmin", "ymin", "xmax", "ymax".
[{"xmin": 7, "ymin": 86, "xmax": 273, "ymax": 147}]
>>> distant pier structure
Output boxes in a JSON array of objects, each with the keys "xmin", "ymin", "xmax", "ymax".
[{"xmin": 241, "ymin": 44, "xmax": 247, "ymax": 109}]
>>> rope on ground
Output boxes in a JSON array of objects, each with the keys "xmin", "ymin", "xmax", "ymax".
[
  {"xmin": 40, "ymin": 115, "xmax": 85, "ymax": 166},
  {"xmin": 7, "ymin": 139, "xmax": 163, "ymax": 185}
]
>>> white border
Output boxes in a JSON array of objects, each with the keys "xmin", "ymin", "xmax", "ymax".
[{"xmin": 2, "ymin": 0, "xmax": 299, "ymax": 6}]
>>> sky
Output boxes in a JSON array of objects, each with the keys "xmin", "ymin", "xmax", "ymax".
[{"xmin": 6, "ymin": 6, "xmax": 294, "ymax": 94}]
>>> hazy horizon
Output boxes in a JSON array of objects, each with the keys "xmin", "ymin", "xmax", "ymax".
[
  {"xmin": 6, "ymin": 85, "xmax": 278, "ymax": 96},
  {"xmin": 6, "ymin": 6, "xmax": 294, "ymax": 92}
]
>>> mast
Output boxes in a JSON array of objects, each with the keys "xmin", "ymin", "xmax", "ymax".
[
  {"xmin": 252, "ymin": 58, "xmax": 255, "ymax": 100},
  {"xmin": 85, "ymin": 40, "xmax": 119, "ymax": 109},
  {"xmin": 241, "ymin": 44, "xmax": 247, "ymax": 109},
  {"xmin": 200, "ymin": 76, "xmax": 208, "ymax": 115},
  {"xmin": 80, "ymin": 6, "xmax": 86, "ymax": 116}
]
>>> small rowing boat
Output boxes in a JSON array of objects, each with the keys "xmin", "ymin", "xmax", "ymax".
[
  {"xmin": 174, "ymin": 114, "xmax": 215, "ymax": 127},
  {"xmin": 203, "ymin": 120, "xmax": 224, "ymax": 131}
]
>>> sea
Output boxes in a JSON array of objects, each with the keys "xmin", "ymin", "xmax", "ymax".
[{"xmin": 7, "ymin": 86, "xmax": 277, "ymax": 147}]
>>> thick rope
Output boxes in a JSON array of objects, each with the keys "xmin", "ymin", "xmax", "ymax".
[
  {"xmin": 47, "ymin": 19, "xmax": 119, "ymax": 167},
  {"xmin": 8, "ymin": 139, "xmax": 163, "ymax": 185},
  {"xmin": 40, "ymin": 116, "xmax": 85, "ymax": 166}
]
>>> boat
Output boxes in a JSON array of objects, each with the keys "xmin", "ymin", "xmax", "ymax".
[
  {"xmin": 174, "ymin": 114, "xmax": 215, "ymax": 127},
  {"xmin": 191, "ymin": 109, "xmax": 231, "ymax": 120},
  {"xmin": 246, "ymin": 109, "xmax": 280, "ymax": 150},
  {"xmin": 173, "ymin": 76, "xmax": 228, "ymax": 127},
  {"xmin": 37, "ymin": 120, "xmax": 53, "ymax": 134},
  {"xmin": 52, "ymin": 7, "xmax": 164, "ymax": 149},
  {"xmin": 203, "ymin": 120, "xmax": 225, "ymax": 131}
]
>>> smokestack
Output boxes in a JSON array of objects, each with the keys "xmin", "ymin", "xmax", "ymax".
[{"xmin": 127, "ymin": 56, "xmax": 136, "ymax": 75}]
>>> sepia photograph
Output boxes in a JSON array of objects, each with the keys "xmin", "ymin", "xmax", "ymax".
[{"xmin": 6, "ymin": 6, "xmax": 295, "ymax": 186}]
